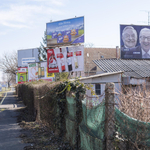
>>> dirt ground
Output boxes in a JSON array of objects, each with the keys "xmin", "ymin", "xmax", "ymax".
[{"xmin": 17, "ymin": 107, "xmax": 72, "ymax": 150}]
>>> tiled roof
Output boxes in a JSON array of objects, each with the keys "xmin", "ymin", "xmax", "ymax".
[{"xmin": 93, "ymin": 58, "xmax": 150, "ymax": 78}]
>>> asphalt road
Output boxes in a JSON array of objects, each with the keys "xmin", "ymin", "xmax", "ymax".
[{"xmin": 0, "ymin": 90, "xmax": 29, "ymax": 150}]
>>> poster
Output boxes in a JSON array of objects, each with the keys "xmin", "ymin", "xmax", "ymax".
[
  {"xmin": 28, "ymin": 63, "xmax": 38, "ymax": 82},
  {"xmin": 18, "ymin": 67, "xmax": 28, "ymax": 84},
  {"xmin": 38, "ymin": 62, "xmax": 54, "ymax": 81},
  {"xmin": 47, "ymin": 45, "xmax": 84, "ymax": 73},
  {"xmin": 120, "ymin": 24, "xmax": 150, "ymax": 59},
  {"xmin": 46, "ymin": 16, "xmax": 84, "ymax": 46},
  {"xmin": 47, "ymin": 49, "xmax": 59, "ymax": 73}
]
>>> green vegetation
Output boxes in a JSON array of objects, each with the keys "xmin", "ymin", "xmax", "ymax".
[{"xmin": 55, "ymin": 72, "xmax": 69, "ymax": 81}]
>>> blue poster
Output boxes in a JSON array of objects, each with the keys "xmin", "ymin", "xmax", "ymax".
[
  {"xmin": 46, "ymin": 16, "xmax": 84, "ymax": 46},
  {"xmin": 120, "ymin": 24, "xmax": 150, "ymax": 59}
]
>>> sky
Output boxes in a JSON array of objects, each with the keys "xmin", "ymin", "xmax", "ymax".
[{"xmin": 0, "ymin": 0, "xmax": 150, "ymax": 80}]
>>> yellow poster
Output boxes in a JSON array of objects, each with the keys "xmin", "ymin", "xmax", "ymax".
[{"xmin": 46, "ymin": 68, "xmax": 54, "ymax": 77}]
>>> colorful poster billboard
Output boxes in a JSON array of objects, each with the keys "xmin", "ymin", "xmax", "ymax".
[
  {"xmin": 46, "ymin": 16, "xmax": 84, "ymax": 46},
  {"xmin": 120, "ymin": 24, "xmax": 150, "ymax": 59},
  {"xmin": 28, "ymin": 62, "xmax": 54, "ymax": 82},
  {"xmin": 47, "ymin": 45, "xmax": 84, "ymax": 73},
  {"xmin": 18, "ymin": 67, "xmax": 28, "ymax": 84}
]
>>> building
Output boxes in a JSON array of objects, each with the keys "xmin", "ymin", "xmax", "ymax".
[
  {"xmin": 78, "ymin": 71, "xmax": 122, "ymax": 105},
  {"xmin": 72, "ymin": 47, "xmax": 119, "ymax": 78},
  {"xmin": 93, "ymin": 58, "xmax": 150, "ymax": 86}
]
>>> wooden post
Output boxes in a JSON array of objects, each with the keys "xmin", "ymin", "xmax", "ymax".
[{"xmin": 105, "ymin": 82, "xmax": 115, "ymax": 150}]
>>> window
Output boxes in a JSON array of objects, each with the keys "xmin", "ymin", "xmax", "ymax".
[{"xmin": 95, "ymin": 84, "xmax": 101, "ymax": 95}]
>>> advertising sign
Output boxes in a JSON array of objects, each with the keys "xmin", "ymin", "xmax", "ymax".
[
  {"xmin": 18, "ymin": 67, "xmax": 27, "ymax": 73},
  {"xmin": 46, "ymin": 16, "xmax": 84, "ymax": 46},
  {"xmin": 28, "ymin": 63, "xmax": 38, "ymax": 82},
  {"xmin": 18, "ymin": 67, "xmax": 28, "ymax": 84},
  {"xmin": 38, "ymin": 62, "xmax": 54, "ymax": 81},
  {"xmin": 18, "ymin": 48, "xmax": 40, "ymax": 67},
  {"xmin": 47, "ymin": 45, "xmax": 84, "ymax": 73},
  {"xmin": 47, "ymin": 69, "xmax": 55, "ymax": 78},
  {"xmin": 22, "ymin": 57, "xmax": 35, "ymax": 66},
  {"xmin": 120, "ymin": 24, "xmax": 150, "ymax": 59}
]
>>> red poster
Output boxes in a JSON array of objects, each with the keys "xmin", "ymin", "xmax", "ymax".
[{"xmin": 47, "ymin": 49, "xmax": 59, "ymax": 73}]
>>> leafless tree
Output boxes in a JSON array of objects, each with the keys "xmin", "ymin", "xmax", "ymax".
[
  {"xmin": 0, "ymin": 51, "xmax": 17, "ymax": 75},
  {"xmin": 0, "ymin": 51, "xmax": 17, "ymax": 86}
]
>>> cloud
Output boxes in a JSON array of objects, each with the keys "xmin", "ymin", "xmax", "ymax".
[
  {"xmin": 51, "ymin": 0, "xmax": 64, "ymax": 6},
  {"xmin": 0, "ymin": 31, "xmax": 7, "ymax": 35},
  {"xmin": 0, "ymin": 1, "xmax": 65, "ymax": 29},
  {"xmin": 2, "ymin": 21, "xmax": 29, "ymax": 29},
  {"xmin": 33, "ymin": 0, "xmax": 65, "ymax": 6}
]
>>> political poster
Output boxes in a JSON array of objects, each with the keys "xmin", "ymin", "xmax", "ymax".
[
  {"xmin": 18, "ymin": 67, "xmax": 28, "ymax": 84},
  {"xmin": 46, "ymin": 16, "xmax": 84, "ymax": 46},
  {"xmin": 120, "ymin": 24, "xmax": 150, "ymax": 59},
  {"xmin": 47, "ymin": 45, "xmax": 84, "ymax": 73}
]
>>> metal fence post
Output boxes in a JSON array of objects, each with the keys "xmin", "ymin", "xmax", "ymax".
[{"xmin": 105, "ymin": 82, "xmax": 115, "ymax": 150}]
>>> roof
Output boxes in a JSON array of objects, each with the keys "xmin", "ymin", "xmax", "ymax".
[
  {"xmin": 93, "ymin": 58, "xmax": 150, "ymax": 78},
  {"xmin": 79, "ymin": 71, "xmax": 123, "ymax": 80}
]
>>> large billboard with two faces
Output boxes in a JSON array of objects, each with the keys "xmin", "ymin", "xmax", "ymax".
[
  {"xmin": 120, "ymin": 24, "xmax": 150, "ymax": 59},
  {"xmin": 46, "ymin": 16, "xmax": 84, "ymax": 46}
]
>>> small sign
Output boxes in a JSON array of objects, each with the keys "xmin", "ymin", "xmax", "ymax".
[{"xmin": 22, "ymin": 57, "xmax": 35, "ymax": 66}]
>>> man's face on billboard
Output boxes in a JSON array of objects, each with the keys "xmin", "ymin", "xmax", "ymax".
[
  {"xmin": 140, "ymin": 29, "xmax": 150, "ymax": 53},
  {"xmin": 122, "ymin": 28, "xmax": 137, "ymax": 48}
]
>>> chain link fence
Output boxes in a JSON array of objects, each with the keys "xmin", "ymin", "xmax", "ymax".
[{"xmin": 17, "ymin": 82, "xmax": 150, "ymax": 149}]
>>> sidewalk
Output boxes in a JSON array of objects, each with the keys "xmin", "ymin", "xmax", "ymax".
[{"xmin": 0, "ymin": 90, "xmax": 29, "ymax": 150}]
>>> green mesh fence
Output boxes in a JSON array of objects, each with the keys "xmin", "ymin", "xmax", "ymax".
[
  {"xmin": 66, "ymin": 94, "xmax": 150, "ymax": 149},
  {"xmin": 79, "ymin": 99, "xmax": 105, "ymax": 150},
  {"xmin": 115, "ymin": 107, "xmax": 150, "ymax": 148},
  {"xmin": 65, "ymin": 96, "xmax": 77, "ymax": 147},
  {"xmin": 79, "ymin": 125, "xmax": 104, "ymax": 150},
  {"xmin": 65, "ymin": 116, "xmax": 76, "ymax": 146},
  {"xmin": 66, "ymin": 96, "xmax": 76, "ymax": 120}
]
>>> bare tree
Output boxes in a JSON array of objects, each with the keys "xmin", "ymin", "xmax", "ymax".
[
  {"xmin": 84, "ymin": 42, "xmax": 94, "ymax": 48},
  {"xmin": 0, "ymin": 51, "xmax": 17, "ymax": 76}
]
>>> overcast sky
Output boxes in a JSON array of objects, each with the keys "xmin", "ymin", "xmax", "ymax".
[{"xmin": 0, "ymin": 0, "xmax": 150, "ymax": 80}]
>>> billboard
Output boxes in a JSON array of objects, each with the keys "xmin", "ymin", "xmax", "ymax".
[
  {"xmin": 120, "ymin": 24, "xmax": 150, "ymax": 59},
  {"xmin": 18, "ymin": 67, "xmax": 28, "ymax": 84},
  {"xmin": 46, "ymin": 16, "xmax": 84, "ymax": 46},
  {"xmin": 18, "ymin": 48, "xmax": 40, "ymax": 67},
  {"xmin": 47, "ymin": 45, "xmax": 84, "ymax": 73}
]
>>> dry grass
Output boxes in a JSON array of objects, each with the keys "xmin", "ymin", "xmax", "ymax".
[{"xmin": 118, "ymin": 85, "xmax": 150, "ymax": 122}]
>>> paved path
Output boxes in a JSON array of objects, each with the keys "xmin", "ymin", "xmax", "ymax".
[{"xmin": 0, "ymin": 90, "xmax": 29, "ymax": 150}]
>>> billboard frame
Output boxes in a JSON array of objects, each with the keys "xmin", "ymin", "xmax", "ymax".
[
  {"xmin": 120, "ymin": 24, "xmax": 150, "ymax": 59},
  {"xmin": 46, "ymin": 16, "xmax": 84, "ymax": 47}
]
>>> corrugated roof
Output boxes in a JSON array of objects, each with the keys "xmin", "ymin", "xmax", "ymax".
[{"xmin": 93, "ymin": 59, "xmax": 150, "ymax": 78}]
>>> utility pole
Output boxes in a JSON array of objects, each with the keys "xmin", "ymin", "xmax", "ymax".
[
  {"xmin": 140, "ymin": 10, "xmax": 150, "ymax": 25},
  {"xmin": 148, "ymin": 11, "xmax": 150, "ymax": 25}
]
